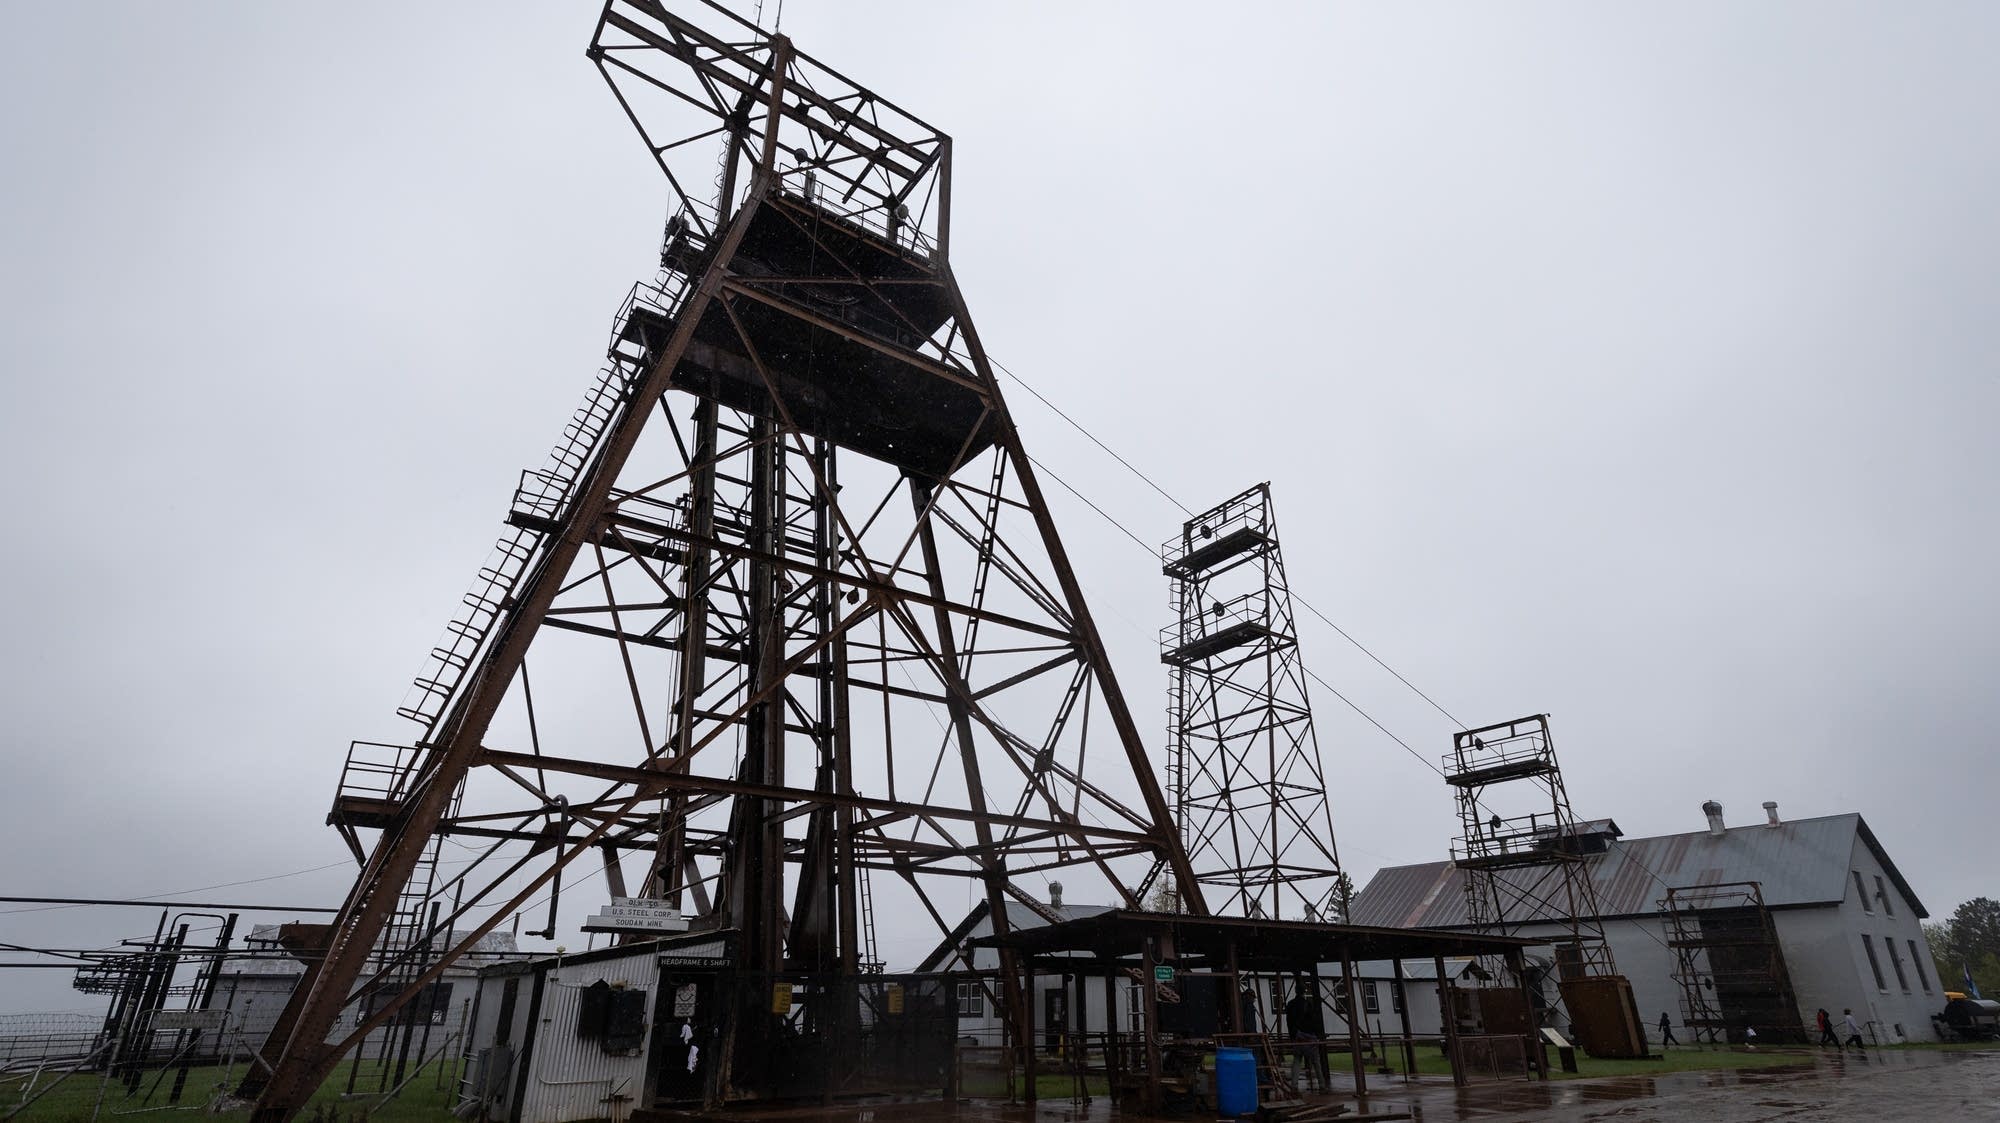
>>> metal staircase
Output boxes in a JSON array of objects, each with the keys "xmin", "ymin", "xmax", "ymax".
[{"xmin": 393, "ymin": 270, "xmax": 698, "ymax": 738}]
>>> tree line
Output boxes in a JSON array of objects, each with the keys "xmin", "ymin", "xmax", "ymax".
[{"xmin": 1923, "ymin": 897, "xmax": 2000, "ymax": 997}]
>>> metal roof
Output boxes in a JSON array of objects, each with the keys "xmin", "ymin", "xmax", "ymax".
[
  {"xmin": 1349, "ymin": 812, "xmax": 1926, "ymax": 928},
  {"xmin": 915, "ymin": 900, "xmax": 1115, "ymax": 972},
  {"xmin": 968, "ymin": 909, "xmax": 1545, "ymax": 972}
]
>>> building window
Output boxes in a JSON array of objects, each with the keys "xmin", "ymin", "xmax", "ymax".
[
  {"xmin": 1908, "ymin": 940, "xmax": 1931, "ymax": 992},
  {"xmin": 1852, "ymin": 871, "xmax": 1872, "ymax": 913},
  {"xmin": 1392, "ymin": 980, "xmax": 1404, "ymax": 1014},
  {"xmin": 1874, "ymin": 874, "xmax": 1895, "ymax": 917},
  {"xmin": 1886, "ymin": 938, "xmax": 1910, "ymax": 991},
  {"xmin": 955, "ymin": 982, "xmax": 985, "ymax": 1018},
  {"xmin": 1363, "ymin": 981, "xmax": 1379, "ymax": 1015},
  {"xmin": 1862, "ymin": 934, "xmax": 1887, "ymax": 991}
]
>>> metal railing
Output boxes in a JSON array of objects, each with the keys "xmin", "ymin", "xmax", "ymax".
[
  {"xmin": 334, "ymin": 741, "xmax": 428, "ymax": 809},
  {"xmin": 777, "ymin": 174, "xmax": 938, "ymax": 261},
  {"xmin": 1160, "ymin": 588, "xmax": 1274, "ymax": 654},
  {"xmin": 395, "ymin": 265, "xmax": 700, "ymax": 736}
]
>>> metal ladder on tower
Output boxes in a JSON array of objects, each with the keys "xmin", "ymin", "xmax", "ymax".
[
  {"xmin": 374, "ymin": 840, "xmax": 444, "ymax": 999},
  {"xmin": 1163, "ymin": 579, "xmax": 1191, "ymax": 904},
  {"xmin": 858, "ymin": 865, "xmax": 882, "ymax": 974},
  {"xmin": 367, "ymin": 779, "xmax": 462, "ymax": 1029},
  {"xmin": 393, "ymin": 276, "xmax": 695, "ymax": 738}
]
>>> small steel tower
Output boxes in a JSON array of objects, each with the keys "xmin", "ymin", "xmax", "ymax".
[
  {"xmin": 1446, "ymin": 715, "xmax": 1645, "ymax": 1054},
  {"xmin": 1447, "ymin": 715, "xmax": 1614, "ymax": 976},
  {"xmin": 1161, "ymin": 484, "xmax": 1343, "ymax": 920}
]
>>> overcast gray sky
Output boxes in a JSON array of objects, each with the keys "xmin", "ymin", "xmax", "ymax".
[{"xmin": 3, "ymin": 1, "xmax": 1997, "ymax": 1012}]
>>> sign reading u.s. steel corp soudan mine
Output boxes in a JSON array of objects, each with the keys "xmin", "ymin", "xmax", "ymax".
[{"xmin": 581, "ymin": 897, "xmax": 689, "ymax": 934}]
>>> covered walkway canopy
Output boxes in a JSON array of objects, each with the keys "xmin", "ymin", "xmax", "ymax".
[
  {"xmin": 972, "ymin": 910, "xmax": 1551, "ymax": 1114},
  {"xmin": 974, "ymin": 909, "xmax": 1544, "ymax": 968}
]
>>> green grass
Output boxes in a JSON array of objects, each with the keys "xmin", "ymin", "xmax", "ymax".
[
  {"xmin": 1364, "ymin": 1043, "xmax": 1816, "ymax": 1081},
  {"xmin": 2, "ymin": 1059, "xmax": 460, "ymax": 1123}
]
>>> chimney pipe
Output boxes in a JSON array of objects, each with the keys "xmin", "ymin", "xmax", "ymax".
[
  {"xmin": 1702, "ymin": 800, "xmax": 1726, "ymax": 838},
  {"xmin": 1763, "ymin": 801, "xmax": 1780, "ymax": 827},
  {"xmin": 1048, "ymin": 881, "xmax": 1064, "ymax": 910}
]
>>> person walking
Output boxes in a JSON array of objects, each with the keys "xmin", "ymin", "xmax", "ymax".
[
  {"xmin": 1657, "ymin": 1011, "xmax": 1678, "ymax": 1048},
  {"xmin": 1841, "ymin": 1008, "xmax": 1866, "ymax": 1049},
  {"xmin": 1816, "ymin": 1008, "xmax": 1837, "ymax": 1047}
]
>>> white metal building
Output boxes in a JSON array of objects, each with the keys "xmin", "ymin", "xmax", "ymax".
[
  {"xmin": 458, "ymin": 931, "xmax": 735, "ymax": 1123},
  {"xmin": 204, "ymin": 924, "xmax": 517, "ymax": 1062},
  {"xmin": 916, "ymin": 899, "xmax": 1120, "ymax": 1046},
  {"xmin": 1350, "ymin": 802, "xmax": 1947, "ymax": 1044}
]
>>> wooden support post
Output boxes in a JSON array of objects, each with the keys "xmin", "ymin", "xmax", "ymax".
[
  {"xmin": 1507, "ymin": 947, "xmax": 1548, "ymax": 1081},
  {"xmin": 1103, "ymin": 970, "xmax": 1122, "ymax": 1102},
  {"xmin": 1341, "ymin": 945, "xmax": 1367, "ymax": 1108},
  {"xmin": 1391, "ymin": 959, "xmax": 1416, "ymax": 1081},
  {"xmin": 1023, "ymin": 960, "xmax": 1038, "ymax": 1104},
  {"xmin": 1225, "ymin": 940, "xmax": 1241, "ymax": 1033},
  {"xmin": 1072, "ymin": 970, "xmax": 1088, "ymax": 1100},
  {"xmin": 1436, "ymin": 956, "xmax": 1466, "ymax": 1088}
]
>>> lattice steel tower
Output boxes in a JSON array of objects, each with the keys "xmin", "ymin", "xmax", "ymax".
[
  {"xmin": 245, "ymin": 3, "xmax": 1205, "ymax": 1117},
  {"xmin": 1446, "ymin": 715, "xmax": 1615, "ymax": 978},
  {"xmin": 1161, "ymin": 484, "xmax": 1343, "ymax": 920}
]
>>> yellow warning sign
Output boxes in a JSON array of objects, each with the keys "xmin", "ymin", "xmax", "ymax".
[
  {"xmin": 886, "ymin": 983, "xmax": 904, "ymax": 1014},
  {"xmin": 771, "ymin": 982, "xmax": 793, "ymax": 1013}
]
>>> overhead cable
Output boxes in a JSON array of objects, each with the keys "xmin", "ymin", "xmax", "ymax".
[{"xmin": 993, "ymin": 358, "xmax": 1463, "ymax": 731}]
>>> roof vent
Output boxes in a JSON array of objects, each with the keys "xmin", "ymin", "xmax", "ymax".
[
  {"xmin": 1702, "ymin": 800, "xmax": 1726, "ymax": 838},
  {"xmin": 1048, "ymin": 881, "xmax": 1063, "ymax": 910},
  {"xmin": 1763, "ymin": 801, "xmax": 1781, "ymax": 827}
]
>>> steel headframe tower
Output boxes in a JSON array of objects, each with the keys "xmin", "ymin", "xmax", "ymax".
[
  {"xmin": 1160, "ymin": 484, "xmax": 1343, "ymax": 921},
  {"xmin": 245, "ymin": 2, "xmax": 1204, "ymax": 1117},
  {"xmin": 1445, "ymin": 715, "xmax": 1615, "ymax": 982}
]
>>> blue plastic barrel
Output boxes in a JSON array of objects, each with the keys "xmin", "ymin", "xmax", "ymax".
[{"xmin": 1215, "ymin": 1047, "xmax": 1258, "ymax": 1116}]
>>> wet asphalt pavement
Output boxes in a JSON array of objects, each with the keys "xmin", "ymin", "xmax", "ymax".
[
  {"xmin": 645, "ymin": 1048, "xmax": 2000, "ymax": 1123},
  {"xmin": 1420, "ymin": 1047, "xmax": 2000, "ymax": 1121},
  {"xmin": 962, "ymin": 1048, "xmax": 2000, "ymax": 1123}
]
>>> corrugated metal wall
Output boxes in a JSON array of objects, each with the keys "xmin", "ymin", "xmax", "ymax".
[
  {"xmin": 207, "ymin": 972, "xmax": 479, "ymax": 1066},
  {"xmin": 515, "ymin": 951, "xmax": 660, "ymax": 1123}
]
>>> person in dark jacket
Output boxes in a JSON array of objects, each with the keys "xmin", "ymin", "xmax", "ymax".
[
  {"xmin": 1657, "ymin": 1011, "xmax": 1678, "ymax": 1047},
  {"xmin": 1284, "ymin": 981, "xmax": 1328, "ymax": 1090},
  {"xmin": 1817, "ymin": 1008, "xmax": 1837, "ymax": 1046}
]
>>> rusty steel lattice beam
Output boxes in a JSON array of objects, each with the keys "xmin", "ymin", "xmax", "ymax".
[
  {"xmin": 245, "ymin": 3, "xmax": 1203, "ymax": 1118},
  {"xmin": 1161, "ymin": 484, "xmax": 1345, "ymax": 920}
]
